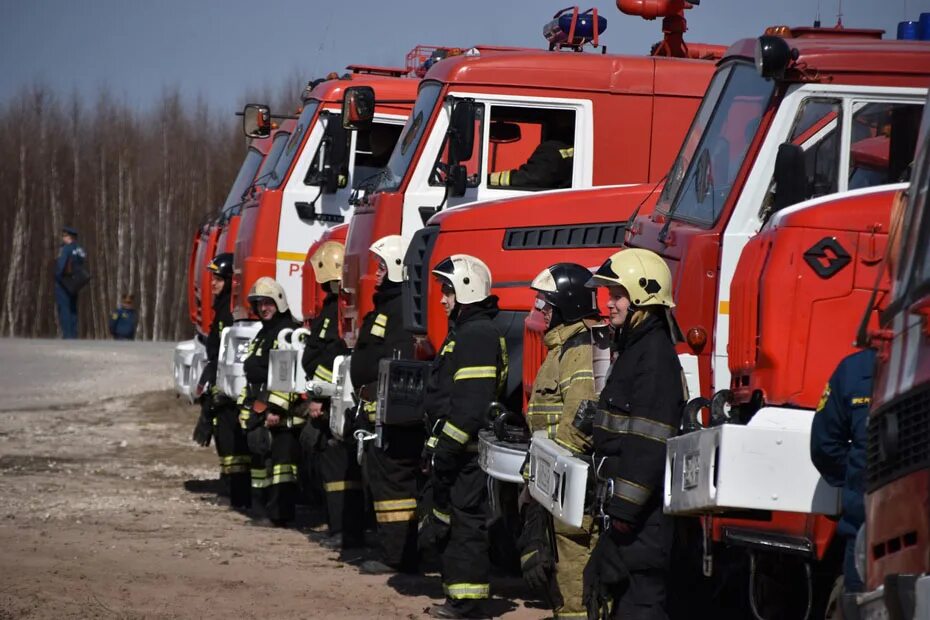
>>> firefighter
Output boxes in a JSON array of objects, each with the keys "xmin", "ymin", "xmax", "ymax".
[
  {"xmin": 300, "ymin": 241, "xmax": 361, "ymax": 549},
  {"xmin": 239, "ymin": 276, "xmax": 302, "ymax": 526},
  {"xmin": 350, "ymin": 235, "xmax": 421, "ymax": 574},
  {"xmin": 810, "ymin": 347, "xmax": 875, "ymax": 594},
  {"xmin": 488, "ymin": 115, "xmax": 574, "ymax": 189},
  {"xmin": 418, "ymin": 254, "xmax": 508, "ymax": 619},
  {"xmin": 192, "ymin": 253, "xmax": 251, "ymax": 508},
  {"xmin": 519, "ymin": 262, "xmax": 608, "ymax": 619},
  {"xmin": 582, "ymin": 249, "xmax": 686, "ymax": 620}
]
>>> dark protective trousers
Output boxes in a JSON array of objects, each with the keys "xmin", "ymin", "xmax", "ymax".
[
  {"xmin": 213, "ymin": 403, "xmax": 251, "ymax": 508},
  {"xmin": 442, "ymin": 454, "xmax": 490, "ymax": 602},
  {"xmin": 605, "ymin": 505, "xmax": 673, "ymax": 620},
  {"xmin": 266, "ymin": 425, "xmax": 301, "ymax": 523},
  {"xmin": 364, "ymin": 426, "xmax": 424, "ymax": 568},
  {"xmin": 55, "ymin": 286, "xmax": 78, "ymax": 339},
  {"xmin": 317, "ymin": 430, "xmax": 365, "ymax": 542}
]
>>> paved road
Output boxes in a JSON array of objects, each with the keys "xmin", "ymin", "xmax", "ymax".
[{"xmin": 0, "ymin": 338, "xmax": 175, "ymax": 411}]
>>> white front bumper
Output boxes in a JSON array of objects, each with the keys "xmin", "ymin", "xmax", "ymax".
[{"xmin": 664, "ymin": 406, "xmax": 841, "ymax": 515}]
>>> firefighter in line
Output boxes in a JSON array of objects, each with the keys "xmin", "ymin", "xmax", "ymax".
[
  {"xmin": 519, "ymin": 263, "xmax": 609, "ymax": 619},
  {"xmin": 350, "ymin": 235, "xmax": 420, "ymax": 575},
  {"xmin": 239, "ymin": 277, "xmax": 302, "ymax": 526},
  {"xmin": 810, "ymin": 346, "xmax": 875, "ymax": 595},
  {"xmin": 582, "ymin": 249, "xmax": 686, "ymax": 619},
  {"xmin": 418, "ymin": 254, "xmax": 508, "ymax": 619},
  {"xmin": 192, "ymin": 253, "xmax": 252, "ymax": 509},
  {"xmin": 300, "ymin": 241, "xmax": 363, "ymax": 549},
  {"xmin": 488, "ymin": 114, "xmax": 574, "ymax": 189}
]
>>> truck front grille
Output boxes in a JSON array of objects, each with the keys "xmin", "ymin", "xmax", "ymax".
[
  {"xmin": 867, "ymin": 382, "xmax": 930, "ymax": 492},
  {"xmin": 503, "ymin": 222, "xmax": 625, "ymax": 250},
  {"xmin": 403, "ymin": 226, "xmax": 438, "ymax": 334}
]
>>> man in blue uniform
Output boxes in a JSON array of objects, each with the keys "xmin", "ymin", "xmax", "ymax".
[
  {"xmin": 108, "ymin": 294, "xmax": 138, "ymax": 340},
  {"xmin": 810, "ymin": 347, "xmax": 875, "ymax": 594},
  {"xmin": 54, "ymin": 226, "xmax": 87, "ymax": 339}
]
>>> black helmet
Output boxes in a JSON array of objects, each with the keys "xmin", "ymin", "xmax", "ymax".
[
  {"xmin": 207, "ymin": 253, "xmax": 234, "ymax": 279},
  {"xmin": 531, "ymin": 262, "xmax": 599, "ymax": 325}
]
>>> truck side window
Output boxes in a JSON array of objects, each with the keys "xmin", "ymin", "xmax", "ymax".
[
  {"xmin": 485, "ymin": 106, "xmax": 576, "ymax": 191},
  {"xmin": 848, "ymin": 102, "xmax": 923, "ymax": 190},
  {"xmin": 428, "ymin": 103, "xmax": 485, "ymax": 188},
  {"xmin": 353, "ymin": 122, "xmax": 403, "ymax": 190},
  {"xmin": 762, "ymin": 98, "xmax": 841, "ymax": 219},
  {"xmin": 305, "ymin": 113, "xmax": 351, "ymax": 187}
]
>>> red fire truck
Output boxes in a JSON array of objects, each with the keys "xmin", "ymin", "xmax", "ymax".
[
  {"xmin": 853, "ymin": 96, "xmax": 930, "ymax": 620},
  {"xmin": 217, "ymin": 70, "xmax": 417, "ymax": 398},
  {"xmin": 648, "ymin": 27, "xmax": 929, "ymax": 617}
]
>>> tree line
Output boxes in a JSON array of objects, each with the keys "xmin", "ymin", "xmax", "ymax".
[{"xmin": 0, "ymin": 82, "xmax": 299, "ymax": 341}]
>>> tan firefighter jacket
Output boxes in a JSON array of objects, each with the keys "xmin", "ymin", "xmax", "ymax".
[{"xmin": 526, "ymin": 319, "xmax": 604, "ymax": 454}]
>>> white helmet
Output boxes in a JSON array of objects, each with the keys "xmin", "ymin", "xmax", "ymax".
[
  {"xmin": 248, "ymin": 276, "xmax": 289, "ymax": 313},
  {"xmin": 370, "ymin": 235, "xmax": 405, "ymax": 284},
  {"xmin": 309, "ymin": 240, "xmax": 345, "ymax": 285},
  {"xmin": 431, "ymin": 254, "xmax": 492, "ymax": 305}
]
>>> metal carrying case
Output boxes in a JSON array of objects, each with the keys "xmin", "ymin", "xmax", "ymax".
[
  {"xmin": 173, "ymin": 339, "xmax": 197, "ymax": 398},
  {"xmin": 527, "ymin": 431, "xmax": 590, "ymax": 528},
  {"xmin": 328, "ymin": 355, "xmax": 355, "ymax": 440},
  {"xmin": 375, "ymin": 359, "xmax": 429, "ymax": 427},
  {"xmin": 217, "ymin": 323, "xmax": 261, "ymax": 398},
  {"xmin": 663, "ymin": 407, "xmax": 841, "ymax": 516},
  {"xmin": 478, "ymin": 429, "xmax": 528, "ymax": 484}
]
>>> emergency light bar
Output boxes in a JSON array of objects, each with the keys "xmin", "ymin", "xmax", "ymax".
[{"xmin": 544, "ymin": 7, "xmax": 607, "ymax": 51}]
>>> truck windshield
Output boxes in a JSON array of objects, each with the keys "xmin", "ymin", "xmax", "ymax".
[
  {"xmin": 267, "ymin": 101, "xmax": 320, "ymax": 190},
  {"xmin": 220, "ymin": 147, "xmax": 264, "ymax": 211},
  {"xmin": 376, "ymin": 81, "xmax": 443, "ymax": 193},
  {"xmin": 657, "ymin": 62, "xmax": 776, "ymax": 227},
  {"xmin": 255, "ymin": 130, "xmax": 291, "ymax": 186}
]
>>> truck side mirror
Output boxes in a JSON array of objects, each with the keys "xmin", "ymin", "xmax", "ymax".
[
  {"xmin": 307, "ymin": 114, "xmax": 350, "ymax": 194},
  {"xmin": 771, "ymin": 143, "xmax": 809, "ymax": 213},
  {"xmin": 448, "ymin": 164, "xmax": 468, "ymax": 197},
  {"xmin": 448, "ymin": 99, "xmax": 476, "ymax": 165},
  {"xmin": 242, "ymin": 103, "xmax": 272, "ymax": 138},
  {"xmin": 342, "ymin": 86, "xmax": 375, "ymax": 130}
]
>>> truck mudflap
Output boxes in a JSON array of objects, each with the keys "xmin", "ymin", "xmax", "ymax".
[
  {"xmin": 328, "ymin": 355, "xmax": 355, "ymax": 441},
  {"xmin": 527, "ymin": 431, "xmax": 589, "ymax": 528},
  {"xmin": 173, "ymin": 339, "xmax": 199, "ymax": 399},
  {"xmin": 267, "ymin": 328, "xmax": 311, "ymax": 393},
  {"xmin": 218, "ymin": 322, "xmax": 261, "ymax": 398},
  {"xmin": 847, "ymin": 575, "xmax": 930, "ymax": 620},
  {"xmin": 478, "ymin": 429, "xmax": 527, "ymax": 484},
  {"xmin": 664, "ymin": 405, "xmax": 841, "ymax": 516}
]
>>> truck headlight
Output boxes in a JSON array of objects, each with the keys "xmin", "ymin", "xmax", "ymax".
[{"xmin": 855, "ymin": 524, "xmax": 867, "ymax": 583}]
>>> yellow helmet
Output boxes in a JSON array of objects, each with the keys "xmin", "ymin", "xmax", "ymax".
[
  {"xmin": 310, "ymin": 240, "xmax": 345, "ymax": 284},
  {"xmin": 248, "ymin": 276, "xmax": 289, "ymax": 313},
  {"xmin": 586, "ymin": 248, "xmax": 675, "ymax": 308}
]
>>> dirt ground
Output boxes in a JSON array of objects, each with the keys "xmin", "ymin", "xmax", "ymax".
[{"xmin": 0, "ymin": 340, "xmax": 548, "ymax": 619}]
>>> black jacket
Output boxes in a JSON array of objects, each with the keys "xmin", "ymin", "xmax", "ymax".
[
  {"xmin": 350, "ymin": 283, "xmax": 414, "ymax": 395},
  {"xmin": 199, "ymin": 287, "xmax": 232, "ymax": 389},
  {"xmin": 301, "ymin": 291, "xmax": 349, "ymax": 384},
  {"xmin": 424, "ymin": 298, "xmax": 508, "ymax": 451},
  {"xmin": 489, "ymin": 140, "xmax": 573, "ymax": 189},
  {"xmin": 593, "ymin": 313, "xmax": 684, "ymax": 524}
]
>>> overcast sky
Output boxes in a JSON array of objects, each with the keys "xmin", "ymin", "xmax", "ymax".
[{"xmin": 3, "ymin": 0, "xmax": 930, "ymax": 115}]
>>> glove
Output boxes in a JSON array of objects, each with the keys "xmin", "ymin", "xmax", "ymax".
[
  {"xmin": 583, "ymin": 524, "xmax": 631, "ymax": 620},
  {"xmin": 417, "ymin": 506, "xmax": 451, "ymax": 552},
  {"xmin": 517, "ymin": 500, "xmax": 562, "ymax": 608},
  {"xmin": 192, "ymin": 409, "xmax": 213, "ymax": 447}
]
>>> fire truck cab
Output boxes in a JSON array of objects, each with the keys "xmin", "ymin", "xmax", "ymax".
[
  {"xmin": 217, "ymin": 72, "xmax": 416, "ymax": 398},
  {"xmin": 173, "ymin": 129, "xmax": 282, "ymax": 400},
  {"xmin": 854, "ymin": 95, "xmax": 930, "ymax": 620}
]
